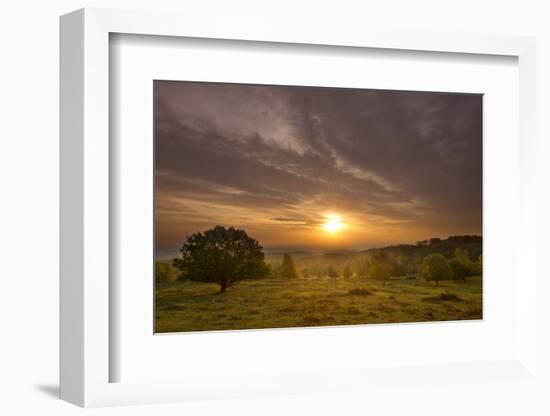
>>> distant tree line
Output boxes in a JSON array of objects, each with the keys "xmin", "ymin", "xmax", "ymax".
[
  {"xmin": 162, "ymin": 227, "xmax": 482, "ymax": 292},
  {"xmin": 268, "ymin": 243, "xmax": 481, "ymax": 285}
]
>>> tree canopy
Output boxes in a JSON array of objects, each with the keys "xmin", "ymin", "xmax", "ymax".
[
  {"xmin": 368, "ymin": 262, "xmax": 391, "ymax": 284},
  {"xmin": 173, "ymin": 226, "xmax": 269, "ymax": 293},
  {"xmin": 450, "ymin": 248, "xmax": 476, "ymax": 281},
  {"xmin": 422, "ymin": 253, "xmax": 453, "ymax": 285},
  {"xmin": 368, "ymin": 251, "xmax": 392, "ymax": 284}
]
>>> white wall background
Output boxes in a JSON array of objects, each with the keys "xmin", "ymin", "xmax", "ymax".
[{"xmin": 1, "ymin": 1, "xmax": 549, "ymax": 415}]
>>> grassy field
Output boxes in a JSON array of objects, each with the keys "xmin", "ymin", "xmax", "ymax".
[{"xmin": 155, "ymin": 276, "xmax": 482, "ymax": 333}]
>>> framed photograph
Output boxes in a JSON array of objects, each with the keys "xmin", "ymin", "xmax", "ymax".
[
  {"xmin": 153, "ymin": 80, "xmax": 483, "ymax": 334},
  {"xmin": 60, "ymin": 8, "xmax": 539, "ymax": 408}
]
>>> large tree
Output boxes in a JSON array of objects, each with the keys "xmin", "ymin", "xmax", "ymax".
[{"xmin": 173, "ymin": 226, "xmax": 269, "ymax": 293}]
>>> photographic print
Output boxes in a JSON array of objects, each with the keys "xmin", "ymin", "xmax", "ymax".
[{"xmin": 154, "ymin": 81, "xmax": 482, "ymax": 333}]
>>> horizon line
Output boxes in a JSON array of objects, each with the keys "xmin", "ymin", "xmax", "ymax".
[{"xmin": 156, "ymin": 234, "xmax": 483, "ymax": 259}]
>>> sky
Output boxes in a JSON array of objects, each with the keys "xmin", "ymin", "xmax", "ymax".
[{"xmin": 155, "ymin": 81, "xmax": 482, "ymax": 255}]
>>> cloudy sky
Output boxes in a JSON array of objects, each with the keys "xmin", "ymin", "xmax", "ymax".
[{"xmin": 155, "ymin": 81, "xmax": 482, "ymax": 254}]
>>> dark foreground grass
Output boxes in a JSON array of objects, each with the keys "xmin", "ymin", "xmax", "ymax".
[{"xmin": 155, "ymin": 276, "xmax": 482, "ymax": 333}]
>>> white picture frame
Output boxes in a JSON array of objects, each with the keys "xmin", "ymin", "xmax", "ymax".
[{"xmin": 60, "ymin": 7, "xmax": 538, "ymax": 408}]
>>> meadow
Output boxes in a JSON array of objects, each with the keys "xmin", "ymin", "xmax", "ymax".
[{"xmin": 155, "ymin": 275, "xmax": 482, "ymax": 333}]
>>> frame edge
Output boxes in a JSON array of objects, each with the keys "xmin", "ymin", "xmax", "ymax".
[{"xmin": 59, "ymin": 8, "xmax": 85, "ymax": 407}]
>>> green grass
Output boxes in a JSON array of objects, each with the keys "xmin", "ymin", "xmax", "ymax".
[{"xmin": 155, "ymin": 276, "xmax": 482, "ymax": 333}]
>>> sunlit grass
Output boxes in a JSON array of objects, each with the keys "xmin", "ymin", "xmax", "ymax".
[{"xmin": 155, "ymin": 276, "xmax": 482, "ymax": 333}]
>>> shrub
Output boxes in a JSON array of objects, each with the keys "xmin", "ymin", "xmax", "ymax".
[{"xmin": 155, "ymin": 261, "xmax": 177, "ymax": 282}]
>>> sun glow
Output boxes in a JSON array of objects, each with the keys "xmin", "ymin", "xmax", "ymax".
[{"xmin": 322, "ymin": 214, "xmax": 345, "ymax": 233}]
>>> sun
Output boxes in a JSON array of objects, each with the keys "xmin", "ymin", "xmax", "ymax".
[{"xmin": 322, "ymin": 214, "xmax": 345, "ymax": 233}]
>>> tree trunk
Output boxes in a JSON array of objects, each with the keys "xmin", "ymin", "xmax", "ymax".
[
  {"xmin": 219, "ymin": 280, "xmax": 227, "ymax": 293},
  {"xmin": 436, "ymin": 280, "xmax": 439, "ymax": 286}
]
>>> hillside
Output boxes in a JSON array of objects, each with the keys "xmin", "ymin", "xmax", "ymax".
[{"xmin": 266, "ymin": 235, "xmax": 482, "ymax": 278}]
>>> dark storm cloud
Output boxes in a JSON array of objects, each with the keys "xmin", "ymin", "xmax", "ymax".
[
  {"xmin": 284, "ymin": 88, "xmax": 482, "ymax": 214},
  {"xmin": 154, "ymin": 80, "xmax": 482, "ymax": 248}
]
